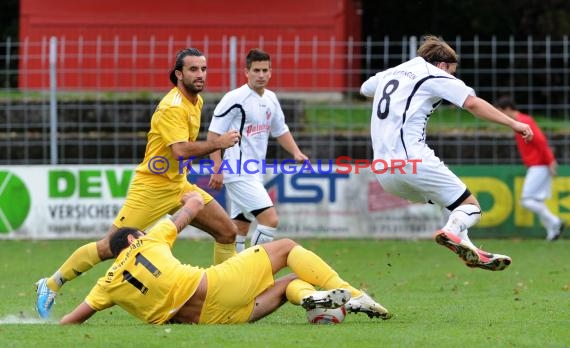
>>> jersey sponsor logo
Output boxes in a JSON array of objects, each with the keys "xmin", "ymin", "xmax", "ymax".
[{"xmin": 245, "ymin": 123, "xmax": 271, "ymax": 136}]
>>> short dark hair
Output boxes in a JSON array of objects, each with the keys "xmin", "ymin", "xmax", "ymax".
[
  {"xmin": 494, "ymin": 96, "xmax": 518, "ymax": 110},
  {"xmin": 246, "ymin": 48, "xmax": 271, "ymax": 69},
  {"xmin": 169, "ymin": 48, "xmax": 204, "ymax": 86},
  {"xmin": 109, "ymin": 227, "xmax": 141, "ymax": 258}
]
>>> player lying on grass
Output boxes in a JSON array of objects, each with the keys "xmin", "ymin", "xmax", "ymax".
[{"xmin": 60, "ymin": 192, "xmax": 391, "ymax": 325}]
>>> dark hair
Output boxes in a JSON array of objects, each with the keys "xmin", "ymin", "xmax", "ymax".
[
  {"xmin": 417, "ymin": 35, "xmax": 458, "ymax": 64},
  {"xmin": 246, "ymin": 48, "xmax": 271, "ymax": 69},
  {"xmin": 109, "ymin": 227, "xmax": 141, "ymax": 258},
  {"xmin": 169, "ymin": 48, "xmax": 204, "ymax": 86},
  {"xmin": 494, "ymin": 96, "xmax": 518, "ymax": 110}
]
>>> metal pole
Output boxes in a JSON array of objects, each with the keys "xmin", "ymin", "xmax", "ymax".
[
  {"xmin": 49, "ymin": 36, "xmax": 58, "ymax": 165},
  {"xmin": 229, "ymin": 36, "xmax": 237, "ymax": 90},
  {"xmin": 409, "ymin": 36, "xmax": 417, "ymax": 59}
]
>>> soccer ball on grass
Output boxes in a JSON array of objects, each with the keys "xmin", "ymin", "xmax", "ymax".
[{"xmin": 306, "ymin": 305, "xmax": 346, "ymax": 324}]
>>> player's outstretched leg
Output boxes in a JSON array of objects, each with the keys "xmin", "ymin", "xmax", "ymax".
[{"xmin": 283, "ymin": 244, "xmax": 392, "ymax": 320}]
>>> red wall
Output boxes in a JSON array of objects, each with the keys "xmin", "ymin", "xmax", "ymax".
[{"xmin": 19, "ymin": 0, "xmax": 362, "ymax": 92}]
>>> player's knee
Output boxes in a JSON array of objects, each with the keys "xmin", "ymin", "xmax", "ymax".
[
  {"xmin": 278, "ymin": 238, "xmax": 298, "ymax": 251},
  {"xmin": 215, "ymin": 220, "xmax": 238, "ymax": 243},
  {"xmin": 263, "ymin": 216, "xmax": 279, "ymax": 228}
]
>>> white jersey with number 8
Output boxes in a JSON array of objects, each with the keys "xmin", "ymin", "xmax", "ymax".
[{"xmin": 361, "ymin": 57, "xmax": 475, "ymax": 162}]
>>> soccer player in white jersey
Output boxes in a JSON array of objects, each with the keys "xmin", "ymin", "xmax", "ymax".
[
  {"xmin": 208, "ymin": 48, "xmax": 308, "ymax": 252},
  {"xmin": 360, "ymin": 35, "xmax": 534, "ymax": 271}
]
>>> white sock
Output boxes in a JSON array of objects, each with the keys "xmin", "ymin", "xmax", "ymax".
[
  {"xmin": 235, "ymin": 235, "xmax": 247, "ymax": 253},
  {"xmin": 250, "ymin": 224, "xmax": 276, "ymax": 246},
  {"xmin": 442, "ymin": 204, "xmax": 481, "ymax": 235},
  {"xmin": 457, "ymin": 229, "xmax": 477, "ymax": 249},
  {"xmin": 521, "ymin": 198, "xmax": 560, "ymax": 230}
]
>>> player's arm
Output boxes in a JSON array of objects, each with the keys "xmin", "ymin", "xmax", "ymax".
[
  {"xmin": 170, "ymin": 191, "xmax": 205, "ymax": 233},
  {"xmin": 463, "ymin": 95, "xmax": 533, "ymax": 142},
  {"xmin": 276, "ymin": 132, "xmax": 308, "ymax": 162},
  {"xmin": 60, "ymin": 302, "xmax": 97, "ymax": 325},
  {"xmin": 360, "ymin": 74, "xmax": 378, "ymax": 99},
  {"xmin": 170, "ymin": 131, "xmax": 239, "ymax": 159},
  {"xmin": 207, "ymin": 131, "xmax": 225, "ymax": 190}
]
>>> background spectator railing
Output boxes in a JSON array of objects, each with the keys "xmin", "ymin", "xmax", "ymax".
[{"xmin": 1, "ymin": 35, "xmax": 569, "ymax": 165}]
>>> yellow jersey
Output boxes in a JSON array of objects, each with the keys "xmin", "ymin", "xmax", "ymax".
[
  {"xmin": 84, "ymin": 219, "xmax": 205, "ymax": 324},
  {"xmin": 135, "ymin": 87, "xmax": 203, "ymax": 189}
]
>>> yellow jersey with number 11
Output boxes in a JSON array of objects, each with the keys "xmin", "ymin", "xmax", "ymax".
[{"xmin": 84, "ymin": 219, "xmax": 205, "ymax": 324}]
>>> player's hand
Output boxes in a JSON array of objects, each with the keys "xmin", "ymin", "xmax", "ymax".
[
  {"xmin": 513, "ymin": 121, "xmax": 533, "ymax": 142},
  {"xmin": 294, "ymin": 152, "xmax": 309, "ymax": 162},
  {"xmin": 549, "ymin": 160, "xmax": 558, "ymax": 176},
  {"xmin": 218, "ymin": 130, "xmax": 240, "ymax": 149},
  {"xmin": 208, "ymin": 173, "xmax": 224, "ymax": 190}
]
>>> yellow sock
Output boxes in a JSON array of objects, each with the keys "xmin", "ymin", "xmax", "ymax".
[
  {"xmin": 47, "ymin": 242, "xmax": 101, "ymax": 291},
  {"xmin": 214, "ymin": 242, "xmax": 236, "ymax": 265},
  {"xmin": 285, "ymin": 279, "xmax": 317, "ymax": 305},
  {"xmin": 287, "ymin": 245, "xmax": 362, "ymax": 297}
]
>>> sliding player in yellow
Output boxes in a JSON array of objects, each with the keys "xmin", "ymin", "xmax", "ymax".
[
  {"xmin": 37, "ymin": 48, "xmax": 240, "ymax": 318},
  {"xmin": 60, "ymin": 191, "xmax": 391, "ymax": 325}
]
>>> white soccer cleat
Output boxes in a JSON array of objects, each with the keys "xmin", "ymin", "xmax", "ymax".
[
  {"xmin": 345, "ymin": 292, "xmax": 391, "ymax": 319},
  {"xmin": 301, "ymin": 288, "xmax": 350, "ymax": 310},
  {"xmin": 547, "ymin": 221, "xmax": 565, "ymax": 241}
]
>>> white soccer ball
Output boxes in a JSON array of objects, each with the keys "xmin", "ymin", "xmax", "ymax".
[{"xmin": 306, "ymin": 306, "xmax": 346, "ymax": 324}]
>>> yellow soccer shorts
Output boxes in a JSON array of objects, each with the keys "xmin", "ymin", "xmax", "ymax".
[
  {"xmin": 113, "ymin": 178, "xmax": 214, "ymax": 231},
  {"xmin": 199, "ymin": 246, "xmax": 275, "ymax": 324}
]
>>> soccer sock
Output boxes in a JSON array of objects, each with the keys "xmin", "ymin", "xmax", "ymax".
[
  {"xmin": 47, "ymin": 242, "xmax": 101, "ymax": 291},
  {"xmin": 521, "ymin": 198, "xmax": 559, "ymax": 229},
  {"xmin": 457, "ymin": 229, "xmax": 478, "ymax": 249},
  {"xmin": 235, "ymin": 235, "xmax": 247, "ymax": 253},
  {"xmin": 442, "ymin": 204, "xmax": 481, "ymax": 235},
  {"xmin": 285, "ymin": 279, "xmax": 317, "ymax": 305},
  {"xmin": 442, "ymin": 207, "xmax": 478, "ymax": 249},
  {"xmin": 213, "ymin": 242, "xmax": 236, "ymax": 265},
  {"xmin": 250, "ymin": 224, "xmax": 276, "ymax": 246},
  {"xmin": 286, "ymin": 245, "xmax": 361, "ymax": 298}
]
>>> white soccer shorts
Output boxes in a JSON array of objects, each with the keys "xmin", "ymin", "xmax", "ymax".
[
  {"xmin": 225, "ymin": 180, "xmax": 274, "ymax": 220},
  {"xmin": 375, "ymin": 155, "xmax": 467, "ymax": 208},
  {"xmin": 522, "ymin": 165, "xmax": 552, "ymax": 201}
]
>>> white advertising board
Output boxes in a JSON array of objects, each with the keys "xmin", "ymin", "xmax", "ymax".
[{"xmin": 0, "ymin": 165, "xmax": 441, "ymax": 239}]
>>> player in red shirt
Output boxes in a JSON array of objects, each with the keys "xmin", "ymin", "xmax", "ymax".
[{"xmin": 495, "ymin": 97, "xmax": 564, "ymax": 240}]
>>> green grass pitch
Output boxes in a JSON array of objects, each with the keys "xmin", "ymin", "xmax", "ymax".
[{"xmin": 0, "ymin": 238, "xmax": 568, "ymax": 347}]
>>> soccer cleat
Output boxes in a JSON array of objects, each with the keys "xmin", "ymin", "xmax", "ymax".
[
  {"xmin": 434, "ymin": 230, "xmax": 480, "ymax": 265},
  {"xmin": 547, "ymin": 221, "xmax": 565, "ymax": 241},
  {"xmin": 345, "ymin": 292, "xmax": 391, "ymax": 319},
  {"xmin": 466, "ymin": 249, "xmax": 512, "ymax": 271},
  {"xmin": 35, "ymin": 278, "xmax": 57, "ymax": 319},
  {"xmin": 301, "ymin": 288, "xmax": 350, "ymax": 310}
]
